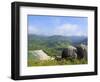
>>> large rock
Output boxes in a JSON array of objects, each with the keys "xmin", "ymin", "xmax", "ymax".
[
  {"xmin": 29, "ymin": 50, "xmax": 54, "ymax": 60},
  {"xmin": 76, "ymin": 44, "xmax": 87, "ymax": 59},
  {"xmin": 62, "ymin": 46, "xmax": 77, "ymax": 59}
]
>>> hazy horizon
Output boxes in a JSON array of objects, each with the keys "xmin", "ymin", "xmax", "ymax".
[{"xmin": 28, "ymin": 34, "xmax": 88, "ymax": 37}]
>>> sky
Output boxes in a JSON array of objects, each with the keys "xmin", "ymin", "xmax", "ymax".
[{"xmin": 28, "ymin": 15, "xmax": 88, "ymax": 36}]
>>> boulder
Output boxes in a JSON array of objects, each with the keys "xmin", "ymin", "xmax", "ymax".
[
  {"xmin": 76, "ymin": 44, "xmax": 87, "ymax": 59},
  {"xmin": 62, "ymin": 46, "xmax": 77, "ymax": 59},
  {"xmin": 29, "ymin": 50, "xmax": 54, "ymax": 60}
]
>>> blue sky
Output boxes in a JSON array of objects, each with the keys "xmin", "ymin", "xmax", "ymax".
[{"xmin": 28, "ymin": 15, "xmax": 88, "ymax": 36}]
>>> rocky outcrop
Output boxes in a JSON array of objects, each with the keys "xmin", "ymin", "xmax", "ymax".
[
  {"xmin": 76, "ymin": 44, "xmax": 87, "ymax": 59},
  {"xmin": 29, "ymin": 50, "xmax": 54, "ymax": 60},
  {"xmin": 62, "ymin": 46, "xmax": 77, "ymax": 59},
  {"xmin": 61, "ymin": 44, "xmax": 87, "ymax": 59}
]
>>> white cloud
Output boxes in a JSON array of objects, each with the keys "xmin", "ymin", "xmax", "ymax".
[
  {"xmin": 28, "ymin": 24, "xmax": 87, "ymax": 36},
  {"xmin": 28, "ymin": 26, "xmax": 39, "ymax": 34},
  {"xmin": 54, "ymin": 24, "xmax": 87, "ymax": 36}
]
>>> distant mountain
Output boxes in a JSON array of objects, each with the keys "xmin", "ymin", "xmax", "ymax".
[
  {"xmin": 78, "ymin": 38, "xmax": 88, "ymax": 45},
  {"xmin": 28, "ymin": 34, "xmax": 88, "ymax": 50},
  {"xmin": 67, "ymin": 36, "xmax": 88, "ymax": 45}
]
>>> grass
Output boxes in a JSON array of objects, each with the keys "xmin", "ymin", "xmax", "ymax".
[
  {"xmin": 28, "ymin": 51, "xmax": 87, "ymax": 67},
  {"xmin": 28, "ymin": 58, "xmax": 87, "ymax": 67}
]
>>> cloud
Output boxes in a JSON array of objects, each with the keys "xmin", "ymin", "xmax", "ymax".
[
  {"xmin": 28, "ymin": 24, "xmax": 87, "ymax": 36},
  {"xmin": 54, "ymin": 23, "xmax": 87, "ymax": 36},
  {"xmin": 28, "ymin": 26, "xmax": 39, "ymax": 34}
]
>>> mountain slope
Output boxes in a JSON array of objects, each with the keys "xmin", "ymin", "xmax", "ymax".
[{"xmin": 28, "ymin": 34, "xmax": 87, "ymax": 51}]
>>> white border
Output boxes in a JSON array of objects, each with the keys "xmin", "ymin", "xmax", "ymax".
[{"xmin": 20, "ymin": 6, "xmax": 95, "ymax": 76}]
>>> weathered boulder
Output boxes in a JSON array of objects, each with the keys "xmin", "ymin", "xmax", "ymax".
[
  {"xmin": 62, "ymin": 46, "xmax": 77, "ymax": 59},
  {"xmin": 76, "ymin": 44, "xmax": 87, "ymax": 59},
  {"xmin": 29, "ymin": 50, "xmax": 54, "ymax": 60}
]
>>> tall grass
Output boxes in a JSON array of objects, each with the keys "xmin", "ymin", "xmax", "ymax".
[{"xmin": 28, "ymin": 58, "xmax": 87, "ymax": 67}]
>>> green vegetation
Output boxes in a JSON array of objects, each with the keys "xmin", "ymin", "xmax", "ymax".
[
  {"xmin": 28, "ymin": 58, "xmax": 87, "ymax": 66},
  {"xmin": 28, "ymin": 35, "xmax": 71, "ymax": 57},
  {"xmin": 28, "ymin": 34, "xmax": 88, "ymax": 66}
]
